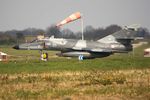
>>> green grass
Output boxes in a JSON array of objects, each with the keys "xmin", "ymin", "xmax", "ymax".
[{"xmin": 0, "ymin": 57, "xmax": 149, "ymax": 74}]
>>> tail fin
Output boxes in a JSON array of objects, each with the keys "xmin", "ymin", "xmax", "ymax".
[
  {"xmin": 124, "ymin": 24, "xmax": 140, "ymax": 31},
  {"xmin": 97, "ymin": 24, "xmax": 140, "ymax": 44}
]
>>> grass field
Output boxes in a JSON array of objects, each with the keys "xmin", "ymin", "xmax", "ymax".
[{"xmin": 0, "ymin": 44, "xmax": 150, "ymax": 99}]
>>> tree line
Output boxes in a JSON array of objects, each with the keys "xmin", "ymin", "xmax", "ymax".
[{"xmin": 0, "ymin": 25, "xmax": 149, "ymax": 45}]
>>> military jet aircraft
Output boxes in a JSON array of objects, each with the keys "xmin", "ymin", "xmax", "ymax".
[{"xmin": 13, "ymin": 24, "xmax": 139, "ymax": 59}]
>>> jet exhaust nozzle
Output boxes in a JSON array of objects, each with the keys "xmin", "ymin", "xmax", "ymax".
[{"xmin": 13, "ymin": 45, "xmax": 19, "ymax": 50}]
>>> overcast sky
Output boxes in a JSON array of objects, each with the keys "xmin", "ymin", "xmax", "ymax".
[{"xmin": 0, "ymin": 0, "xmax": 150, "ymax": 32}]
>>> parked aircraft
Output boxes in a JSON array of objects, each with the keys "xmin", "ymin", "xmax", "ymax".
[{"xmin": 13, "ymin": 24, "xmax": 140, "ymax": 59}]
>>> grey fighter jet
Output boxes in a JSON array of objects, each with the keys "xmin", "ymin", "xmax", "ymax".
[{"xmin": 13, "ymin": 24, "xmax": 140, "ymax": 58}]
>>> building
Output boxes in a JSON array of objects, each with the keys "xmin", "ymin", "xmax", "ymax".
[
  {"xmin": 144, "ymin": 48, "xmax": 150, "ymax": 57},
  {"xmin": 0, "ymin": 52, "xmax": 8, "ymax": 61}
]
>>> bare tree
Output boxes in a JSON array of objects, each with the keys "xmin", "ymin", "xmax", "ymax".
[{"xmin": 46, "ymin": 25, "xmax": 61, "ymax": 37}]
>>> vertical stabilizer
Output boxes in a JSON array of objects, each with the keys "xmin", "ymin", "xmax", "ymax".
[{"xmin": 97, "ymin": 24, "xmax": 140, "ymax": 44}]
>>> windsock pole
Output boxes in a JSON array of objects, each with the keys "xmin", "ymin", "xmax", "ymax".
[{"xmin": 81, "ymin": 18, "xmax": 84, "ymax": 40}]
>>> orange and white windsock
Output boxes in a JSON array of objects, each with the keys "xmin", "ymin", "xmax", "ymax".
[{"xmin": 56, "ymin": 12, "xmax": 81, "ymax": 27}]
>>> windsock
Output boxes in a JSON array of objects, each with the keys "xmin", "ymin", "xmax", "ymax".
[{"xmin": 56, "ymin": 12, "xmax": 81, "ymax": 27}]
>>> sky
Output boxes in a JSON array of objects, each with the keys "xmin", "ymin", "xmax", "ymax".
[{"xmin": 0, "ymin": 0, "xmax": 150, "ymax": 32}]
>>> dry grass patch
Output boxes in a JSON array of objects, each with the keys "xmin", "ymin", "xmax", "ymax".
[{"xmin": 0, "ymin": 69, "xmax": 150, "ymax": 99}]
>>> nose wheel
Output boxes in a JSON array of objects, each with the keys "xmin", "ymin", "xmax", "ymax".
[{"xmin": 39, "ymin": 50, "xmax": 48, "ymax": 61}]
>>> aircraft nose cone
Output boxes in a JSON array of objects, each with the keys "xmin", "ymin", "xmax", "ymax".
[{"xmin": 13, "ymin": 45, "xmax": 19, "ymax": 50}]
